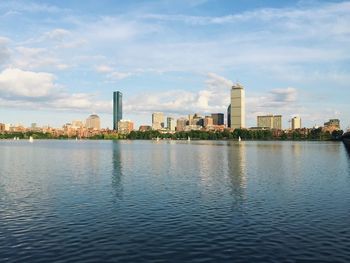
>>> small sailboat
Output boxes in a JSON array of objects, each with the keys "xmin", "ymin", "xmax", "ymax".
[
  {"xmin": 29, "ymin": 136, "xmax": 34, "ymax": 143},
  {"xmin": 76, "ymin": 137, "xmax": 78, "ymax": 141},
  {"xmin": 13, "ymin": 137, "xmax": 16, "ymax": 140},
  {"xmin": 238, "ymin": 136, "xmax": 242, "ymax": 142},
  {"xmin": 156, "ymin": 137, "xmax": 160, "ymax": 142},
  {"xmin": 187, "ymin": 136, "xmax": 191, "ymax": 142}
]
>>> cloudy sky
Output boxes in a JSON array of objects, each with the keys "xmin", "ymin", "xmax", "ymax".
[{"xmin": 0, "ymin": 0, "xmax": 349, "ymax": 129}]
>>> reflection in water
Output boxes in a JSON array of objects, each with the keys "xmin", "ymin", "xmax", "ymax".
[
  {"xmin": 111, "ymin": 142, "xmax": 123, "ymax": 199},
  {"xmin": 344, "ymin": 142, "xmax": 350, "ymax": 159},
  {"xmin": 227, "ymin": 142, "xmax": 246, "ymax": 203}
]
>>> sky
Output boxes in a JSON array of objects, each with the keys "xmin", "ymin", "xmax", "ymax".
[{"xmin": 0, "ymin": 0, "xmax": 349, "ymax": 129}]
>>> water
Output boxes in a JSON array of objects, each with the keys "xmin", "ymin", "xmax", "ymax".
[{"xmin": 0, "ymin": 140, "xmax": 349, "ymax": 262}]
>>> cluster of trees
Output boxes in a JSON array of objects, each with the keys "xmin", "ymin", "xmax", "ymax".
[
  {"xmin": 1, "ymin": 128, "xmax": 343, "ymax": 141},
  {"xmin": 0, "ymin": 131, "xmax": 53, "ymax": 139},
  {"xmin": 126, "ymin": 128, "xmax": 343, "ymax": 141}
]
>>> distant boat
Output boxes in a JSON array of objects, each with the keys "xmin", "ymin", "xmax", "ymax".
[
  {"xmin": 29, "ymin": 136, "xmax": 34, "ymax": 143},
  {"xmin": 187, "ymin": 136, "xmax": 191, "ymax": 142},
  {"xmin": 76, "ymin": 137, "xmax": 78, "ymax": 141},
  {"xmin": 13, "ymin": 137, "xmax": 16, "ymax": 140},
  {"xmin": 238, "ymin": 136, "xmax": 242, "ymax": 142},
  {"xmin": 156, "ymin": 137, "xmax": 160, "ymax": 142}
]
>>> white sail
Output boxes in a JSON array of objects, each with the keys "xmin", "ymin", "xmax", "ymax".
[
  {"xmin": 238, "ymin": 136, "xmax": 241, "ymax": 142},
  {"xmin": 29, "ymin": 136, "xmax": 34, "ymax": 143}
]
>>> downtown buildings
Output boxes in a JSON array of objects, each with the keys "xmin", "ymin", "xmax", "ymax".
[
  {"xmin": 113, "ymin": 91, "xmax": 123, "ymax": 131},
  {"xmin": 230, "ymin": 83, "xmax": 245, "ymax": 129},
  {"xmin": 257, "ymin": 115, "xmax": 282, "ymax": 130}
]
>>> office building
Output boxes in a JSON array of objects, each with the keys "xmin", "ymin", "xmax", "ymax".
[
  {"xmin": 257, "ymin": 115, "xmax": 282, "ymax": 130},
  {"xmin": 118, "ymin": 120, "xmax": 134, "ymax": 134},
  {"xmin": 291, "ymin": 117, "xmax": 301, "ymax": 130},
  {"xmin": 211, "ymin": 113, "xmax": 224, "ymax": 126},
  {"xmin": 176, "ymin": 118, "xmax": 188, "ymax": 131},
  {"xmin": 86, "ymin": 114, "xmax": 101, "ymax": 130},
  {"xmin": 230, "ymin": 83, "xmax": 245, "ymax": 129},
  {"xmin": 152, "ymin": 112, "xmax": 164, "ymax": 130},
  {"xmin": 192, "ymin": 114, "xmax": 204, "ymax": 127},
  {"xmin": 167, "ymin": 117, "xmax": 176, "ymax": 131},
  {"xmin": 113, "ymin": 91, "xmax": 123, "ymax": 131}
]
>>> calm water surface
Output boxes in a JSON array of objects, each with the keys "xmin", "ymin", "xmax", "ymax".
[{"xmin": 0, "ymin": 140, "xmax": 350, "ymax": 262}]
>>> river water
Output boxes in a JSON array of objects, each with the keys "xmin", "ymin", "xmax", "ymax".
[{"xmin": 0, "ymin": 140, "xmax": 349, "ymax": 262}]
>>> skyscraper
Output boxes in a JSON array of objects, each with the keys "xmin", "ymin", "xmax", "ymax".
[
  {"xmin": 152, "ymin": 112, "xmax": 164, "ymax": 130},
  {"xmin": 291, "ymin": 117, "xmax": 301, "ymax": 130},
  {"xmin": 230, "ymin": 83, "xmax": 245, "ymax": 129},
  {"xmin": 113, "ymin": 91, "xmax": 122, "ymax": 130}
]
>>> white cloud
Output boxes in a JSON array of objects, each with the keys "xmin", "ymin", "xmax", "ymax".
[
  {"xmin": 125, "ymin": 72, "xmax": 233, "ymax": 115},
  {"xmin": 12, "ymin": 46, "xmax": 72, "ymax": 71},
  {"xmin": 109, "ymin": 71, "xmax": 133, "ymax": 80},
  {"xmin": 95, "ymin": 65, "xmax": 113, "ymax": 73},
  {"xmin": 0, "ymin": 68, "xmax": 58, "ymax": 99},
  {"xmin": 0, "ymin": 67, "xmax": 111, "ymax": 113},
  {"xmin": 45, "ymin": 28, "xmax": 71, "ymax": 41}
]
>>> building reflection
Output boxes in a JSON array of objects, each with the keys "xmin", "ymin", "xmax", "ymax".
[
  {"xmin": 344, "ymin": 142, "xmax": 350, "ymax": 159},
  {"xmin": 111, "ymin": 141, "xmax": 124, "ymax": 199},
  {"xmin": 226, "ymin": 142, "xmax": 247, "ymax": 203}
]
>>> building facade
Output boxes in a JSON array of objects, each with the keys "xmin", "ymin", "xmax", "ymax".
[
  {"xmin": 211, "ymin": 113, "xmax": 224, "ymax": 126},
  {"xmin": 86, "ymin": 114, "xmax": 101, "ymax": 130},
  {"xmin": 118, "ymin": 120, "xmax": 134, "ymax": 134},
  {"xmin": 230, "ymin": 84, "xmax": 245, "ymax": 129},
  {"xmin": 152, "ymin": 112, "xmax": 164, "ymax": 130},
  {"xmin": 113, "ymin": 91, "xmax": 123, "ymax": 131},
  {"xmin": 167, "ymin": 117, "xmax": 176, "ymax": 131},
  {"xmin": 291, "ymin": 117, "xmax": 301, "ymax": 130},
  {"xmin": 176, "ymin": 118, "xmax": 187, "ymax": 131},
  {"xmin": 204, "ymin": 116, "xmax": 214, "ymax": 127},
  {"xmin": 257, "ymin": 115, "xmax": 282, "ymax": 130}
]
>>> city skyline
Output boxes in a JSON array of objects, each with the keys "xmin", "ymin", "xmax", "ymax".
[{"xmin": 0, "ymin": 0, "xmax": 349, "ymax": 129}]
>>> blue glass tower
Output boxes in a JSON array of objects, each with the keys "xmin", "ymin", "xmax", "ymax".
[{"xmin": 113, "ymin": 91, "xmax": 122, "ymax": 130}]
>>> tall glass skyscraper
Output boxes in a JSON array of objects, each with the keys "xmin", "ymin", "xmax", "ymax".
[{"xmin": 113, "ymin": 91, "xmax": 122, "ymax": 130}]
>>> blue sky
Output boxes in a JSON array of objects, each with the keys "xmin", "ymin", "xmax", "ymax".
[{"xmin": 0, "ymin": 0, "xmax": 349, "ymax": 129}]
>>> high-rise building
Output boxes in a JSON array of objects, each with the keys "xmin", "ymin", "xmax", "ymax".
[
  {"xmin": 211, "ymin": 113, "xmax": 224, "ymax": 126},
  {"xmin": 230, "ymin": 83, "xmax": 245, "ymax": 129},
  {"xmin": 227, "ymin": 105, "xmax": 231, "ymax": 128},
  {"xmin": 86, "ymin": 114, "xmax": 101, "ymax": 130},
  {"xmin": 118, "ymin": 120, "xmax": 134, "ymax": 134},
  {"xmin": 291, "ymin": 117, "xmax": 301, "ymax": 130},
  {"xmin": 152, "ymin": 112, "xmax": 164, "ymax": 130},
  {"xmin": 113, "ymin": 91, "xmax": 122, "ymax": 130},
  {"xmin": 257, "ymin": 115, "xmax": 282, "ymax": 130},
  {"xmin": 176, "ymin": 118, "xmax": 187, "ymax": 131},
  {"xmin": 167, "ymin": 117, "xmax": 176, "ymax": 131}
]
